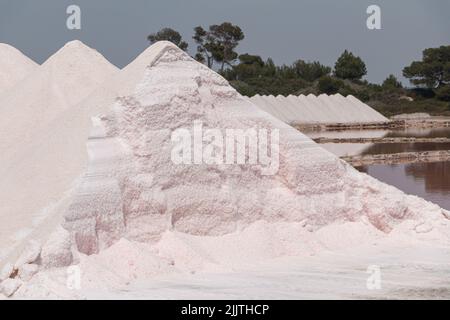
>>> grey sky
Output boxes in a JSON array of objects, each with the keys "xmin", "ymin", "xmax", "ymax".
[{"xmin": 0, "ymin": 0, "xmax": 449, "ymax": 84}]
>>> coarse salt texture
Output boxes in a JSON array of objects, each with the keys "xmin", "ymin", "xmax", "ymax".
[
  {"xmin": 63, "ymin": 42, "xmax": 449, "ymax": 255},
  {"xmin": 2, "ymin": 42, "xmax": 450, "ymax": 299}
]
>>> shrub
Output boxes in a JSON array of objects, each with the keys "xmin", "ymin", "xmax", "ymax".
[
  {"xmin": 436, "ymin": 85, "xmax": 450, "ymax": 101},
  {"xmin": 318, "ymin": 76, "xmax": 343, "ymax": 94},
  {"xmin": 334, "ymin": 50, "xmax": 367, "ymax": 81}
]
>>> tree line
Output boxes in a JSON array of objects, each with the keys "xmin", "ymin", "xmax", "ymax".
[{"xmin": 148, "ymin": 24, "xmax": 450, "ymax": 108}]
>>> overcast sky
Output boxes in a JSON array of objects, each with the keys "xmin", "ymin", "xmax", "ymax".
[{"xmin": 0, "ymin": 0, "xmax": 449, "ymax": 84}]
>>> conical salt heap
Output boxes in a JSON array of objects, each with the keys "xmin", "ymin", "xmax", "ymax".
[
  {"xmin": 0, "ymin": 41, "xmax": 118, "ymax": 261},
  {"xmin": 62, "ymin": 42, "xmax": 449, "ymax": 256},
  {"xmin": 0, "ymin": 42, "xmax": 183, "ymax": 266},
  {"xmin": 0, "ymin": 44, "xmax": 38, "ymax": 96},
  {"xmin": 0, "ymin": 40, "xmax": 118, "ymax": 153}
]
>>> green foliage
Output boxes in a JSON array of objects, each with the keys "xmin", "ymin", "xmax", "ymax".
[
  {"xmin": 382, "ymin": 74, "xmax": 403, "ymax": 89},
  {"xmin": 147, "ymin": 28, "xmax": 188, "ymax": 51},
  {"xmin": 145, "ymin": 25, "xmax": 449, "ymax": 117},
  {"xmin": 231, "ymin": 54, "xmax": 265, "ymax": 80},
  {"xmin": 369, "ymin": 98, "xmax": 450, "ymax": 117},
  {"xmin": 264, "ymin": 58, "xmax": 277, "ymax": 77},
  {"xmin": 223, "ymin": 43, "xmax": 448, "ymax": 116},
  {"xmin": 293, "ymin": 60, "xmax": 331, "ymax": 82},
  {"xmin": 229, "ymin": 80, "xmax": 257, "ymax": 96},
  {"xmin": 403, "ymin": 45, "xmax": 450, "ymax": 89},
  {"xmin": 193, "ymin": 26, "xmax": 215, "ymax": 68},
  {"xmin": 436, "ymin": 85, "xmax": 450, "ymax": 101},
  {"xmin": 410, "ymin": 87, "xmax": 435, "ymax": 99},
  {"xmin": 353, "ymin": 89, "xmax": 371, "ymax": 102},
  {"xmin": 334, "ymin": 50, "xmax": 367, "ymax": 80},
  {"xmin": 238, "ymin": 53, "xmax": 264, "ymax": 66},
  {"xmin": 222, "ymin": 53, "xmax": 332, "ymax": 96},
  {"xmin": 318, "ymin": 76, "xmax": 343, "ymax": 94},
  {"xmin": 230, "ymin": 77, "xmax": 308, "ymax": 97},
  {"xmin": 193, "ymin": 22, "xmax": 244, "ymax": 71}
]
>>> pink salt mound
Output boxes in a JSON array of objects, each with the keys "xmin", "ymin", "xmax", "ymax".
[
  {"xmin": 12, "ymin": 42, "xmax": 450, "ymax": 298},
  {"xmin": 62, "ymin": 42, "xmax": 449, "ymax": 256}
]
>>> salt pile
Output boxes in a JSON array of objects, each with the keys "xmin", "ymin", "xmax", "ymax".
[
  {"xmin": 63, "ymin": 44, "xmax": 448, "ymax": 253},
  {"xmin": 247, "ymin": 94, "xmax": 389, "ymax": 125},
  {"xmin": 0, "ymin": 40, "xmax": 118, "ymax": 153},
  {"xmin": 1, "ymin": 42, "xmax": 449, "ymax": 299},
  {"xmin": 0, "ymin": 41, "xmax": 181, "ymax": 266},
  {"xmin": 3, "ymin": 42, "xmax": 448, "ymax": 299},
  {"xmin": 0, "ymin": 44, "xmax": 37, "ymax": 96},
  {"xmin": 0, "ymin": 41, "xmax": 118, "ymax": 263}
]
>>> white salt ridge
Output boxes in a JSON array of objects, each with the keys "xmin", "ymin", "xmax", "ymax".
[
  {"xmin": 0, "ymin": 44, "xmax": 38, "ymax": 96},
  {"xmin": 7, "ymin": 42, "xmax": 450, "ymax": 298},
  {"xmin": 0, "ymin": 40, "xmax": 118, "ymax": 154},
  {"xmin": 391, "ymin": 113, "xmax": 431, "ymax": 120},
  {"xmin": 0, "ymin": 40, "xmax": 119, "ymax": 265},
  {"xmin": 0, "ymin": 41, "xmax": 179, "ymax": 268},
  {"xmin": 247, "ymin": 93, "xmax": 389, "ymax": 124}
]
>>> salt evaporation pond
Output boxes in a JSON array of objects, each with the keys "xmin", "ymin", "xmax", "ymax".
[
  {"xmin": 357, "ymin": 127, "xmax": 450, "ymax": 211},
  {"xmin": 361, "ymin": 128, "xmax": 450, "ymax": 155},
  {"xmin": 310, "ymin": 127, "xmax": 450, "ymax": 211},
  {"xmin": 357, "ymin": 161, "xmax": 450, "ymax": 211}
]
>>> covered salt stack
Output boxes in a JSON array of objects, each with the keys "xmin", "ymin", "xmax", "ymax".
[{"xmin": 247, "ymin": 94, "xmax": 389, "ymax": 125}]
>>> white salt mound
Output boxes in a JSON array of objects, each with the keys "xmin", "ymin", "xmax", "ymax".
[
  {"xmin": 0, "ymin": 40, "xmax": 118, "ymax": 154},
  {"xmin": 0, "ymin": 44, "xmax": 38, "ymax": 96},
  {"xmin": 59, "ymin": 43, "xmax": 448, "ymax": 257},
  {"xmin": 0, "ymin": 41, "xmax": 118, "ymax": 264},
  {"xmin": 7, "ymin": 42, "xmax": 450, "ymax": 298},
  {"xmin": 248, "ymin": 93, "xmax": 389, "ymax": 124},
  {"xmin": 0, "ymin": 41, "xmax": 179, "ymax": 267}
]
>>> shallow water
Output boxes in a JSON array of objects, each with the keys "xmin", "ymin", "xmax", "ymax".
[
  {"xmin": 358, "ymin": 128, "xmax": 450, "ymax": 210},
  {"xmin": 361, "ymin": 127, "xmax": 450, "ymax": 155},
  {"xmin": 308, "ymin": 128, "xmax": 450, "ymax": 211},
  {"xmin": 356, "ymin": 162, "xmax": 450, "ymax": 210}
]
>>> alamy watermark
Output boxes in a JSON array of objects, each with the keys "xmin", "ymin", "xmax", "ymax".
[
  {"xmin": 66, "ymin": 265, "xmax": 81, "ymax": 290},
  {"xmin": 366, "ymin": 5, "xmax": 381, "ymax": 30},
  {"xmin": 66, "ymin": 5, "xmax": 379, "ymax": 31},
  {"xmin": 366, "ymin": 265, "xmax": 382, "ymax": 290},
  {"xmin": 66, "ymin": 5, "xmax": 81, "ymax": 30},
  {"xmin": 171, "ymin": 121, "xmax": 280, "ymax": 175}
]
